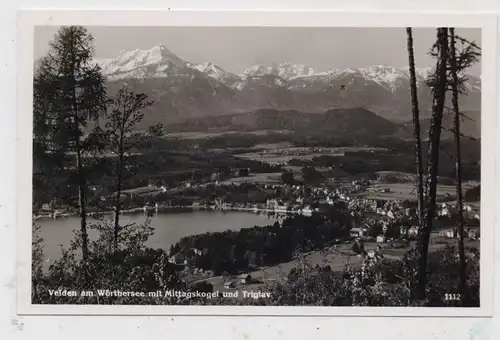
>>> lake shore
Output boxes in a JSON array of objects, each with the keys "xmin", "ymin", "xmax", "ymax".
[
  {"xmin": 36, "ymin": 210, "xmax": 279, "ymax": 271},
  {"xmin": 33, "ymin": 203, "xmax": 307, "ymax": 221}
]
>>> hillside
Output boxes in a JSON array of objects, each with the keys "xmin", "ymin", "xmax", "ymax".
[
  {"xmin": 165, "ymin": 107, "xmax": 402, "ymax": 138},
  {"xmin": 400, "ymin": 109, "xmax": 481, "ymax": 139}
]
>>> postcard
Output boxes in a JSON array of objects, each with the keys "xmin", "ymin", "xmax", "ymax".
[{"xmin": 16, "ymin": 10, "xmax": 497, "ymax": 316}]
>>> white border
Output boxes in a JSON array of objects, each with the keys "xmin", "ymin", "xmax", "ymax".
[{"xmin": 17, "ymin": 9, "xmax": 497, "ymax": 317}]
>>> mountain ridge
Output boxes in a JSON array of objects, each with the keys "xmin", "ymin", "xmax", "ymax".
[
  {"xmin": 35, "ymin": 44, "xmax": 481, "ymax": 136},
  {"xmin": 94, "ymin": 45, "xmax": 481, "ymax": 92},
  {"xmin": 165, "ymin": 107, "xmax": 404, "ymax": 139}
]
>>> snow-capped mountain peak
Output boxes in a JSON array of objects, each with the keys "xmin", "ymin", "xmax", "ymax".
[
  {"xmin": 95, "ymin": 44, "xmax": 187, "ymax": 80},
  {"xmin": 188, "ymin": 61, "xmax": 239, "ymax": 84},
  {"xmin": 413, "ymin": 66, "xmax": 434, "ymax": 80},
  {"xmin": 190, "ymin": 61, "xmax": 221, "ymax": 73},
  {"xmin": 358, "ymin": 65, "xmax": 411, "ymax": 91},
  {"xmin": 91, "ymin": 45, "xmax": 479, "ymax": 95},
  {"xmin": 243, "ymin": 63, "xmax": 315, "ymax": 80}
]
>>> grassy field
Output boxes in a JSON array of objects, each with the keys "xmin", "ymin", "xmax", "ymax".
[
  {"xmin": 163, "ymin": 130, "xmax": 293, "ymax": 140},
  {"xmin": 219, "ymin": 173, "xmax": 283, "ymax": 185},
  {"xmin": 122, "ymin": 186, "xmax": 163, "ymax": 196},
  {"xmin": 234, "ymin": 146, "xmax": 385, "ymax": 165},
  {"xmin": 250, "ymin": 142, "xmax": 294, "ymax": 150},
  {"xmin": 360, "ymin": 182, "xmax": 478, "ymax": 202}
]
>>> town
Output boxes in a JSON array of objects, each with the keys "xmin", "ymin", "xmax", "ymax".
[{"xmin": 158, "ymin": 166, "xmax": 480, "ymax": 297}]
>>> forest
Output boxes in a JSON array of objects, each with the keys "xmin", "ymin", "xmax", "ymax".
[{"xmin": 170, "ymin": 212, "xmax": 353, "ymax": 275}]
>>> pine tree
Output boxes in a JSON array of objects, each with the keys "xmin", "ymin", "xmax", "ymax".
[
  {"xmin": 447, "ymin": 29, "xmax": 480, "ymax": 306},
  {"xmin": 426, "ymin": 29, "xmax": 480, "ymax": 305},
  {"xmin": 448, "ymin": 28, "xmax": 467, "ymax": 305},
  {"xmin": 33, "ymin": 26, "xmax": 107, "ymax": 261}
]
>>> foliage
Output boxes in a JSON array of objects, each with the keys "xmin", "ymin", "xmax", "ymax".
[
  {"xmin": 281, "ymin": 170, "xmax": 295, "ymax": 185},
  {"xmin": 301, "ymin": 166, "xmax": 324, "ymax": 184},
  {"xmin": 426, "ymin": 33, "xmax": 481, "ymax": 94},
  {"xmin": 32, "ymin": 216, "xmax": 185, "ymax": 305},
  {"xmin": 33, "ymin": 26, "xmax": 108, "ymax": 204},
  {"xmin": 33, "ymin": 25, "xmax": 110, "ymax": 260},
  {"xmin": 98, "ymin": 85, "xmax": 163, "ymax": 250},
  {"xmin": 103, "ymin": 85, "xmax": 163, "ymax": 161},
  {"xmin": 266, "ymin": 244, "xmax": 479, "ymax": 307},
  {"xmin": 31, "ymin": 224, "xmax": 45, "ymax": 302},
  {"xmin": 464, "ymin": 185, "xmax": 480, "ymax": 202}
]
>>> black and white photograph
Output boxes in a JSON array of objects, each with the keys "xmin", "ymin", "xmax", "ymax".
[{"xmin": 21, "ymin": 12, "xmax": 495, "ymax": 313}]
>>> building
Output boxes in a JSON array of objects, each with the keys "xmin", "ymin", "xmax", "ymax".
[
  {"xmin": 467, "ymin": 228, "xmax": 480, "ymax": 240},
  {"xmin": 446, "ymin": 228, "xmax": 458, "ymax": 239},
  {"xmin": 401, "ymin": 226, "xmax": 418, "ymax": 237},
  {"xmin": 301, "ymin": 206, "xmax": 313, "ymax": 216},
  {"xmin": 168, "ymin": 253, "xmax": 186, "ymax": 265},
  {"xmin": 266, "ymin": 199, "xmax": 279, "ymax": 209},
  {"xmin": 438, "ymin": 203, "xmax": 450, "ymax": 217},
  {"xmin": 210, "ymin": 172, "xmax": 220, "ymax": 182},
  {"xmin": 368, "ymin": 200, "xmax": 378, "ymax": 211},
  {"xmin": 408, "ymin": 226, "xmax": 418, "ymax": 237},
  {"xmin": 224, "ymin": 281, "xmax": 236, "ymax": 289},
  {"xmin": 350, "ymin": 227, "xmax": 365, "ymax": 238},
  {"xmin": 238, "ymin": 273, "xmax": 252, "ymax": 284},
  {"xmin": 192, "ymin": 248, "xmax": 203, "ymax": 256}
]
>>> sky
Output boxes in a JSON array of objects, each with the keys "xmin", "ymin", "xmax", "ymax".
[{"xmin": 34, "ymin": 26, "xmax": 482, "ymax": 76}]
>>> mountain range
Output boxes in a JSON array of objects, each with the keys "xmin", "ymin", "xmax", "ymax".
[{"xmin": 86, "ymin": 44, "xmax": 481, "ymax": 137}]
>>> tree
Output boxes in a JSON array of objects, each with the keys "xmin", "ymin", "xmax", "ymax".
[
  {"xmin": 464, "ymin": 185, "xmax": 480, "ymax": 202},
  {"xmin": 427, "ymin": 29, "xmax": 480, "ymax": 305},
  {"xmin": 102, "ymin": 85, "xmax": 163, "ymax": 251},
  {"xmin": 416, "ymin": 28, "xmax": 449, "ymax": 301},
  {"xmin": 405, "ymin": 27, "xmax": 425, "ymax": 231},
  {"xmin": 448, "ymin": 28, "xmax": 480, "ymax": 306},
  {"xmin": 302, "ymin": 166, "xmax": 323, "ymax": 184},
  {"xmin": 33, "ymin": 26, "xmax": 107, "ymax": 261},
  {"xmin": 281, "ymin": 170, "xmax": 295, "ymax": 185}
]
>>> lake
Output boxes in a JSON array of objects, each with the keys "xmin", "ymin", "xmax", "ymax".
[{"xmin": 35, "ymin": 211, "xmax": 277, "ymax": 269}]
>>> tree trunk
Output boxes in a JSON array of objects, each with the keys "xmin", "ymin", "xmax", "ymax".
[
  {"xmin": 113, "ymin": 184, "xmax": 121, "ymax": 252},
  {"xmin": 113, "ymin": 137, "xmax": 124, "ymax": 252},
  {"xmin": 416, "ymin": 27, "xmax": 449, "ymax": 301},
  {"xmin": 70, "ymin": 31, "xmax": 89, "ymax": 262},
  {"xmin": 76, "ymin": 148, "xmax": 89, "ymax": 261},
  {"xmin": 406, "ymin": 27, "xmax": 425, "ymax": 231},
  {"xmin": 449, "ymin": 28, "xmax": 467, "ymax": 305}
]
